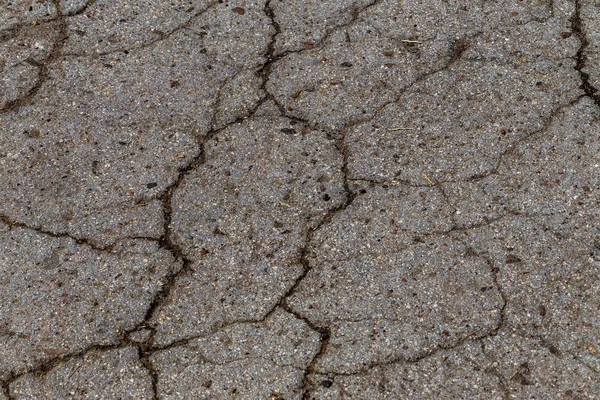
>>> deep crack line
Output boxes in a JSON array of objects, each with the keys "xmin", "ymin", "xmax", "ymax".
[
  {"xmin": 137, "ymin": 347, "xmax": 159, "ymax": 400},
  {"xmin": 572, "ymin": 0, "xmax": 600, "ymax": 108},
  {"xmin": 1, "ymin": 381, "xmax": 11, "ymax": 400},
  {"xmin": 276, "ymin": 87, "xmax": 357, "ymax": 400},
  {"xmin": 0, "ymin": 0, "xmax": 341, "ymax": 394}
]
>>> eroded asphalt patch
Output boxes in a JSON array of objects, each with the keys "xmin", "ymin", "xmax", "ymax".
[{"xmin": 1, "ymin": 0, "xmax": 600, "ymax": 398}]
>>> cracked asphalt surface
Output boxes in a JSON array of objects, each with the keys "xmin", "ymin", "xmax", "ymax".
[{"xmin": 1, "ymin": 0, "xmax": 599, "ymax": 398}]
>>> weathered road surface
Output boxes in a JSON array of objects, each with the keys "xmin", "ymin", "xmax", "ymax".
[{"xmin": 1, "ymin": 0, "xmax": 599, "ymax": 398}]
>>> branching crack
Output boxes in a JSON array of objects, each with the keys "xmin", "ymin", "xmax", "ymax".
[
  {"xmin": 296, "ymin": 225, "xmax": 510, "ymax": 384},
  {"xmin": 0, "ymin": 0, "xmax": 96, "ymax": 42},
  {"xmin": 334, "ymin": 33, "xmax": 481, "ymax": 142},
  {"xmin": 5, "ymin": 0, "xmax": 596, "ymax": 396}
]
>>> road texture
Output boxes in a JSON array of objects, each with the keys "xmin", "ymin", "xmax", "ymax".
[{"xmin": 1, "ymin": 0, "xmax": 599, "ymax": 398}]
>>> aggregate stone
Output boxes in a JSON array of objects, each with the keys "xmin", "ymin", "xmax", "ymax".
[
  {"xmin": 0, "ymin": 0, "xmax": 57, "ymax": 32},
  {"xmin": 456, "ymin": 215, "xmax": 600, "ymax": 373},
  {"xmin": 269, "ymin": 0, "xmax": 373, "ymax": 54},
  {"xmin": 10, "ymin": 347, "xmax": 154, "ymax": 399},
  {"xmin": 308, "ymin": 341, "xmax": 504, "ymax": 399},
  {"xmin": 0, "ymin": 21, "xmax": 59, "ymax": 109},
  {"xmin": 288, "ymin": 183, "xmax": 503, "ymax": 374},
  {"xmin": 0, "ymin": 5, "xmax": 270, "ymax": 246},
  {"xmin": 149, "ymin": 115, "xmax": 346, "ymax": 346},
  {"xmin": 580, "ymin": 0, "xmax": 600, "ymax": 91},
  {"xmin": 150, "ymin": 309, "xmax": 320, "ymax": 400},
  {"xmin": 0, "ymin": 224, "xmax": 180, "ymax": 380},
  {"xmin": 482, "ymin": 329, "xmax": 600, "ymax": 399}
]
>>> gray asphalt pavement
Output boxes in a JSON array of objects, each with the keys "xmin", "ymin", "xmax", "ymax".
[{"xmin": 1, "ymin": 0, "xmax": 600, "ymax": 398}]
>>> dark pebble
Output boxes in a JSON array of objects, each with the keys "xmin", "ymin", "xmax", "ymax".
[{"xmin": 318, "ymin": 328, "xmax": 329, "ymax": 340}]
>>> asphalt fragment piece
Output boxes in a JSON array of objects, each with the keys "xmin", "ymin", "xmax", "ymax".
[{"xmin": 0, "ymin": 223, "xmax": 180, "ymax": 380}]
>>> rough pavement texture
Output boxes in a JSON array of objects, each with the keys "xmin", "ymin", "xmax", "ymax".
[{"xmin": 1, "ymin": 0, "xmax": 599, "ymax": 399}]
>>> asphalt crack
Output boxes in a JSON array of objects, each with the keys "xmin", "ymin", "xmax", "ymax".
[
  {"xmin": 0, "ymin": 0, "xmax": 68, "ymax": 115},
  {"xmin": 441, "ymin": 94, "xmax": 586, "ymax": 185},
  {"xmin": 0, "ymin": 344, "xmax": 123, "ymax": 397},
  {"xmin": 272, "ymin": 0, "xmax": 384, "ymax": 58},
  {"xmin": 0, "ymin": 214, "xmax": 114, "ymax": 252},
  {"xmin": 137, "ymin": 347, "xmax": 159, "ymax": 400},
  {"xmin": 60, "ymin": 0, "xmax": 221, "ymax": 58},
  {"xmin": 1, "ymin": 382, "xmax": 11, "ymax": 400},
  {"xmin": 4, "ymin": 1, "xmax": 596, "ymax": 397},
  {"xmin": 572, "ymin": 0, "xmax": 600, "ymax": 108}
]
